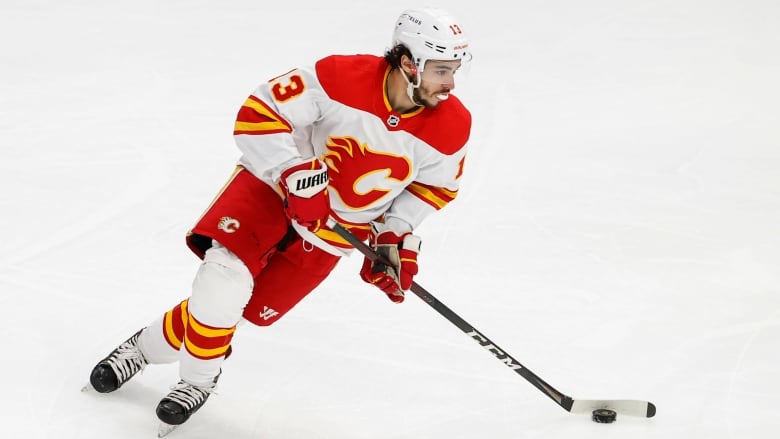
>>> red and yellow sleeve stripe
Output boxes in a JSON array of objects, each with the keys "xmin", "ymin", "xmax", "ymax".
[
  {"xmin": 234, "ymin": 95, "xmax": 293, "ymax": 135},
  {"xmin": 405, "ymin": 182, "xmax": 458, "ymax": 210}
]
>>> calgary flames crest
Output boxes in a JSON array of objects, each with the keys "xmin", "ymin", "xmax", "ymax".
[{"xmin": 322, "ymin": 136, "xmax": 412, "ymax": 209}]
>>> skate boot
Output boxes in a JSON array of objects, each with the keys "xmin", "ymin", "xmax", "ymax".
[
  {"xmin": 88, "ymin": 328, "xmax": 148, "ymax": 393},
  {"xmin": 156, "ymin": 372, "xmax": 220, "ymax": 427}
]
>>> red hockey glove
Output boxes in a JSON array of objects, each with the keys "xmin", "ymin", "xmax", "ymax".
[
  {"xmin": 360, "ymin": 228, "xmax": 422, "ymax": 303},
  {"xmin": 279, "ymin": 159, "xmax": 330, "ymax": 232}
]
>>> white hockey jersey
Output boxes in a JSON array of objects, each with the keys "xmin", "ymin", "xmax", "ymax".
[{"xmin": 233, "ymin": 54, "xmax": 471, "ymax": 256}]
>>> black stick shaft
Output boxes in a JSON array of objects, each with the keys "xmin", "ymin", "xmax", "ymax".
[{"xmin": 331, "ymin": 223, "xmax": 575, "ymax": 412}]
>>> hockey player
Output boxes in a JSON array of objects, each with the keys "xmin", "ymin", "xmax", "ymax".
[{"xmin": 88, "ymin": 7, "xmax": 472, "ymax": 432}]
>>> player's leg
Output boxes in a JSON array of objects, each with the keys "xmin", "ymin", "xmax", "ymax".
[
  {"xmin": 154, "ymin": 167, "xmax": 289, "ymax": 425},
  {"xmin": 156, "ymin": 241, "xmax": 254, "ymax": 425},
  {"xmin": 88, "ymin": 166, "xmax": 287, "ymax": 398},
  {"xmin": 241, "ymin": 236, "xmax": 341, "ymax": 327}
]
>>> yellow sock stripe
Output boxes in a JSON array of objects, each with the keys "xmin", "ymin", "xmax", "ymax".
[
  {"xmin": 163, "ymin": 314, "xmax": 181, "ymax": 349},
  {"xmin": 163, "ymin": 299, "xmax": 190, "ymax": 350},
  {"xmin": 182, "ymin": 310, "xmax": 236, "ymax": 359},
  {"xmin": 187, "ymin": 313, "xmax": 237, "ymax": 338},
  {"xmin": 180, "ymin": 299, "xmax": 189, "ymax": 327},
  {"xmin": 183, "ymin": 337, "xmax": 232, "ymax": 359}
]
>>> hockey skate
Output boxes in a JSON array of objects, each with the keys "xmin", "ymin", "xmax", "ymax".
[
  {"xmin": 156, "ymin": 372, "xmax": 220, "ymax": 437},
  {"xmin": 86, "ymin": 328, "xmax": 148, "ymax": 393}
]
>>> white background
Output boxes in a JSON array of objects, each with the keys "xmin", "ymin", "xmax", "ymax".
[{"xmin": 2, "ymin": 1, "xmax": 779, "ymax": 438}]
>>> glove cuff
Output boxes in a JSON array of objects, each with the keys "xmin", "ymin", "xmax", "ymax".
[
  {"xmin": 281, "ymin": 159, "xmax": 329, "ymax": 198},
  {"xmin": 399, "ymin": 234, "xmax": 422, "ymax": 253}
]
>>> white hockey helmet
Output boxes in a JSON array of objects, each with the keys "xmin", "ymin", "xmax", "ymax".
[{"xmin": 392, "ymin": 7, "xmax": 471, "ymax": 74}]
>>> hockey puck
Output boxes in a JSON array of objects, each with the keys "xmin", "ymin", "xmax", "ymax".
[{"xmin": 592, "ymin": 409, "xmax": 617, "ymax": 423}]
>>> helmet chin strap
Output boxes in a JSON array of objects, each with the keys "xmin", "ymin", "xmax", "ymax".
[{"xmin": 401, "ymin": 68, "xmax": 423, "ymax": 107}]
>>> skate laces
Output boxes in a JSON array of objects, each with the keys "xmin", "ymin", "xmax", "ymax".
[
  {"xmin": 106, "ymin": 334, "xmax": 148, "ymax": 384},
  {"xmin": 165, "ymin": 381, "xmax": 217, "ymax": 411}
]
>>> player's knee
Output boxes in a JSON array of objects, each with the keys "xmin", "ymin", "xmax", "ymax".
[{"xmin": 189, "ymin": 242, "xmax": 254, "ymax": 327}]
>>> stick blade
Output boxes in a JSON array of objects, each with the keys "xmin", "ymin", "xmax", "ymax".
[{"xmin": 570, "ymin": 399, "xmax": 656, "ymax": 418}]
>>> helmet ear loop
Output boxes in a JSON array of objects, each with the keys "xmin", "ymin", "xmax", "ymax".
[{"xmin": 402, "ymin": 61, "xmax": 423, "ymax": 106}]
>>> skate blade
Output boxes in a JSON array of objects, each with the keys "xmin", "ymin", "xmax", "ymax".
[
  {"xmin": 80, "ymin": 382, "xmax": 94, "ymax": 393},
  {"xmin": 158, "ymin": 422, "xmax": 179, "ymax": 437}
]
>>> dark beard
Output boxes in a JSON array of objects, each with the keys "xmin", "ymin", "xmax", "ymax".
[{"xmin": 412, "ymin": 87, "xmax": 440, "ymax": 108}]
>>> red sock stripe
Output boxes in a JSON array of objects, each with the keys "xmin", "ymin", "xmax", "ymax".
[
  {"xmin": 183, "ymin": 312, "xmax": 236, "ymax": 360},
  {"xmin": 162, "ymin": 299, "xmax": 189, "ymax": 350}
]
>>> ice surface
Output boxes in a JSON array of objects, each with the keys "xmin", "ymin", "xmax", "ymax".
[{"xmin": 2, "ymin": 1, "xmax": 779, "ymax": 438}]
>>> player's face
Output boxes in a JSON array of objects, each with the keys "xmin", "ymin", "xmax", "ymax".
[{"xmin": 414, "ymin": 59, "xmax": 463, "ymax": 108}]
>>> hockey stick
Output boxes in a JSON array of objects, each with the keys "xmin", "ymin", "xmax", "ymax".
[{"xmin": 329, "ymin": 221, "xmax": 656, "ymax": 418}]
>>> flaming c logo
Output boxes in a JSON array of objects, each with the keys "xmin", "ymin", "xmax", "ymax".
[{"xmin": 323, "ymin": 136, "xmax": 412, "ymax": 209}]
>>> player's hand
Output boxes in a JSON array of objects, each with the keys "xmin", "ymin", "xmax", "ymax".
[
  {"xmin": 360, "ymin": 226, "xmax": 421, "ymax": 303},
  {"xmin": 279, "ymin": 159, "xmax": 330, "ymax": 232}
]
